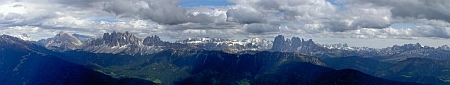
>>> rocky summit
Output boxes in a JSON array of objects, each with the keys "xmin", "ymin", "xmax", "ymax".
[
  {"xmin": 271, "ymin": 35, "xmax": 326, "ymax": 55},
  {"xmin": 82, "ymin": 31, "xmax": 161, "ymax": 55},
  {"xmin": 36, "ymin": 31, "xmax": 83, "ymax": 52}
]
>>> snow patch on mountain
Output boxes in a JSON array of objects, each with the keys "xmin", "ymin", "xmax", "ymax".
[
  {"xmin": 10, "ymin": 33, "xmax": 33, "ymax": 41},
  {"xmin": 175, "ymin": 37, "xmax": 272, "ymax": 53}
]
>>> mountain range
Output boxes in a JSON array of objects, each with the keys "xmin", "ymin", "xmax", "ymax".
[
  {"xmin": 37, "ymin": 31, "xmax": 274, "ymax": 55},
  {"xmin": 35, "ymin": 31, "xmax": 450, "ymax": 61},
  {"xmin": 3, "ymin": 31, "xmax": 450, "ymax": 84},
  {"xmin": 1, "ymin": 34, "xmax": 421, "ymax": 85},
  {"xmin": 0, "ymin": 35, "xmax": 155, "ymax": 85}
]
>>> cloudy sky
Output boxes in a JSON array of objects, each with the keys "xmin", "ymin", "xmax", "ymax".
[{"xmin": 1, "ymin": 0, "xmax": 450, "ymax": 48}]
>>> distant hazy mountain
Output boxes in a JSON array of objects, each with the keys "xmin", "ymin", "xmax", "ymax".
[
  {"xmin": 268, "ymin": 35, "xmax": 450, "ymax": 61},
  {"xmin": 322, "ymin": 43, "xmax": 377, "ymax": 51},
  {"xmin": 37, "ymin": 32, "xmax": 274, "ymax": 55},
  {"xmin": 31, "ymin": 32, "xmax": 450, "ymax": 61},
  {"xmin": 82, "ymin": 31, "xmax": 162, "ymax": 55},
  {"xmin": 377, "ymin": 43, "xmax": 450, "ymax": 61},
  {"xmin": 324, "ymin": 43, "xmax": 450, "ymax": 61},
  {"xmin": 143, "ymin": 35, "xmax": 194, "ymax": 49},
  {"xmin": 0, "ymin": 35, "xmax": 155, "ymax": 85},
  {"xmin": 271, "ymin": 35, "xmax": 327, "ymax": 56},
  {"xmin": 175, "ymin": 37, "xmax": 272, "ymax": 53},
  {"xmin": 438, "ymin": 45, "xmax": 450, "ymax": 50},
  {"xmin": 12, "ymin": 33, "xmax": 33, "ymax": 41},
  {"xmin": 37, "ymin": 31, "xmax": 83, "ymax": 52},
  {"xmin": 72, "ymin": 33, "xmax": 93, "ymax": 42}
]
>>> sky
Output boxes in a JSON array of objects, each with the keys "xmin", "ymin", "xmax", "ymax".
[{"xmin": 0, "ymin": 0, "xmax": 450, "ymax": 48}]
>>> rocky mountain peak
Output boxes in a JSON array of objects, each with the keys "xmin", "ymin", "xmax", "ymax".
[
  {"xmin": 18, "ymin": 33, "xmax": 33, "ymax": 41},
  {"xmin": 143, "ymin": 35, "xmax": 165, "ymax": 46},
  {"xmin": 36, "ymin": 31, "xmax": 83, "ymax": 51},
  {"xmin": 53, "ymin": 32, "xmax": 80, "ymax": 42},
  {"xmin": 272, "ymin": 35, "xmax": 287, "ymax": 51},
  {"xmin": 90, "ymin": 31, "xmax": 142, "ymax": 46},
  {"xmin": 82, "ymin": 31, "xmax": 162, "ymax": 55},
  {"xmin": 0, "ymin": 35, "xmax": 26, "ymax": 45},
  {"xmin": 438, "ymin": 45, "xmax": 450, "ymax": 50},
  {"xmin": 55, "ymin": 31, "xmax": 66, "ymax": 36},
  {"xmin": 272, "ymin": 35, "xmax": 322, "ymax": 52},
  {"xmin": 390, "ymin": 43, "xmax": 424, "ymax": 51}
]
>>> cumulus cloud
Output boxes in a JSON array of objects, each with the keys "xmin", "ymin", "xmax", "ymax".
[
  {"xmin": 319, "ymin": 4, "xmax": 392, "ymax": 32},
  {"xmin": 245, "ymin": 23, "xmax": 279, "ymax": 34},
  {"xmin": 0, "ymin": 0, "xmax": 227, "ymax": 39},
  {"xmin": 229, "ymin": 0, "xmax": 338, "ymax": 21},
  {"xmin": 1, "ymin": 0, "xmax": 450, "ymax": 43},
  {"xmin": 228, "ymin": 0, "xmax": 393, "ymax": 32},
  {"xmin": 411, "ymin": 26, "xmax": 450, "ymax": 38},
  {"xmin": 226, "ymin": 7, "xmax": 266, "ymax": 24},
  {"xmin": 0, "ymin": 2, "xmax": 57, "ymax": 27},
  {"xmin": 0, "ymin": 26, "xmax": 55, "ymax": 41},
  {"xmin": 0, "ymin": 1, "xmax": 164, "ymax": 39},
  {"xmin": 102, "ymin": 0, "xmax": 224, "ymax": 25},
  {"xmin": 164, "ymin": 22, "xmax": 241, "ymax": 30},
  {"xmin": 339, "ymin": 0, "xmax": 450, "ymax": 23},
  {"xmin": 297, "ymin": 26, "xmax": 450, "ymax": 39}
]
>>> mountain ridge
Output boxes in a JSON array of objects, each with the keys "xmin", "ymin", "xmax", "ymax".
[
  {"xmin": 1, "ymin": 34, "xmax": 427, "ymax": 85},
  {"xmin": 0, "ymin": 35, "xmax": 155, "ymax": 85},
  {"xmin": 30, "ymin": 32, "xmax": 450, "ymax": 61}
]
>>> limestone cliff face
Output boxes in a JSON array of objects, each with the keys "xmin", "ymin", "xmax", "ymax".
[
  {"xmin": 82, "ymin": 31, "xmax": 161, "ymax": 55},
  {"xmin": 271, "ymin": 35, "xmax": 325, "ymax": 56},
  {"xmin": 85, "ymin": 31, "xmax": 142, "ymax": 47}
]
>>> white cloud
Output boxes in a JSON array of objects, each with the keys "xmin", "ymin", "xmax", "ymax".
[
  {"xmin": 226, "ymin": 6, "xmax": 266, "ymax": 24},
  {"xmin": 0, "ymin": 26, "xmax": 53, "ymax": 41},
  {"xmin": 0, "ymin": 0, "xmax": 450, "ymax": 45},
  {"xmin": 339, "ymin": 0, "xmax": 450, "ymax": 23},
  {"xmin": 245, "ymin": 23, "xmax": 279, "ymax": 34}
]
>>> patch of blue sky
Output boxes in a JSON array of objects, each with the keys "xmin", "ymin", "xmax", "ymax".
[
  {"xmin": 178, "ymin": 0, "xmax": 234, "ymax": 7},
  {"xmin": 280, "ymin": 23, "xmax": 287, "ymax": 28},
  {"xmin": 326, "ymin": 0, "xmax": 344, "ymax": 9},
  {"xmin": 277, "ymin": 12, "xmax": 285, "ymax": 17}
]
